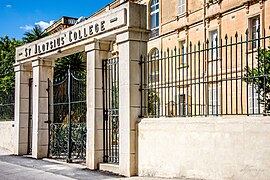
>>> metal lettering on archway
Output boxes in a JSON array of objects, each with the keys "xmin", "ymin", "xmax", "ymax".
[{"xmin": 48, "ymin": 69, "xmax": 86, "ymax": 162}]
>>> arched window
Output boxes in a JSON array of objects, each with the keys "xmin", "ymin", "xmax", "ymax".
[
  {"xmin": 151, "ymin": 48, "xmax": 159, "ymax": 59},
  {"xmin": 150, "ymin": 0, "xmax": 159, "ymax": 38},
  {"xmin": 148, "ymin": 48, "xmax": 160, "ymax": 116},
  {"xmin": 149, "ymin": 48, "xmax": 159, "ymax": 83}
]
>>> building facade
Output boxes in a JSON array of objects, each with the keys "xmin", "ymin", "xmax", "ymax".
[
  {"xmin": 13, "ymin": 0, "xmax": 270, "ymax": 179},
  {"xmin": 134, "ymin": 0, "xmax": 266, "ymax": 118}
]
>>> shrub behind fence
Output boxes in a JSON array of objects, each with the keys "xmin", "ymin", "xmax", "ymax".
[{"xmin": 0, "ymin": 90, "xmax": 14, "ymax": 121}]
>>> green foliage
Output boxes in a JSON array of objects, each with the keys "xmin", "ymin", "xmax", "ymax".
[
  {"xmin": 148, "ymin": 88, "xmax": 160, "ymax": 116},
  {"xmin": 21, "ymin": 25, "xmax": 86, "ymax": 76},
  {"xmin": 0, "ymin": 36, "xmax": 21, "ymax": 121},
  {"xmin": 0, "ymin": 36, "xmax": 22, "ymax": 95},
  {"xmin": 54, "ymin": 52, "xmax": 86, "ymax": 77},
  {"xmin": 22, "ymin": 25, "xmax": 49, "ymax": 43},
  {"xmin": 244, "ymin": 47, "xmax": 270, "ymax": 113}
]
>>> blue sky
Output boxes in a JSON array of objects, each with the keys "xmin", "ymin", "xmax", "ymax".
[{"xmin": 0, "ymin": 0, "xmax": 113, "ymax": 40}]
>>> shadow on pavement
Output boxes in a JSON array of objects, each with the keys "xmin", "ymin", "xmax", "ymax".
[{"xmin": 0, "ymin": 155, "xmax": 123, "ymax": 180}]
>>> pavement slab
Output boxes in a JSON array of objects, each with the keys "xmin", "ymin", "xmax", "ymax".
[{"xmin": 0, "ymin": 154, "xmax": 195, "ymax": 180}]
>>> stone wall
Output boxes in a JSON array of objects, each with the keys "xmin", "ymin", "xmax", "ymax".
[
  {"xmin": 138, "ymin": 116, "xmax": 270, "ymax": 180},
  {"xmin": 0, "ymin": 122, "xmax": 15, "ymax": 154}
]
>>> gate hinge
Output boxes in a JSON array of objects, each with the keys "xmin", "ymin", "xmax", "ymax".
[{"xmin": 44, "ymin": 120, "xmax": 52, "ymax": 124}]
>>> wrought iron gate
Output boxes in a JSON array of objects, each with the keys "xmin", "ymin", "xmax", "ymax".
[
  {"xmin": 102, "ymin": 57, "xmax": 119, "ymax": 164},
  {"xmin": 27, "ymin": 78, "xmax": 33, "ymax": 155},
  {"xmin": 48, "ymin": 69, "xmax": 86, "ymax": 162}
]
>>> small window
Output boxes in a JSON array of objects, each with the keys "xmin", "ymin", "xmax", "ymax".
[
  {"xmin": 178, "ymin": 94, "xmax": 186, "ymax": 116},
  {"xmin": 248, "ymin": 85, "xmax": 263, "ymax": 114},
  {"xmin": 176, "ymin": 93, "xmax": 191, "ymax": 116},
  {"xmin": 179, "ymin": 41, "xmax": 187, "ymax": 67},
  {"xmin": 178, "ymin": 0, "xmax": 186, "ymax": 15},
  {"xmin": 208, "ymin": 87, "xmax": 220, "ymax": 115},
  {"xmin": 249, "ymin": 16, "xmax": 260, "ymax": 49},
  {"xmin": 149, "ymin": 48, "xmax": 159, "ymax": 83},
  {"xmin": 150, "ymin": 0, "xmax": 159, "ymax": 38},
  {"xmin": 209, "ymin": 29, "xmax": 218, "ymax": 60}
]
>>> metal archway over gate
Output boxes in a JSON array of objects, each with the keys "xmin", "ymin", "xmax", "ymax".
[{"xmin": 48, "ymin": 69, "xmax": 86, "ymax": 162}]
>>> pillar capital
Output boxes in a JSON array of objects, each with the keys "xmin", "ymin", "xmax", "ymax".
[
  {"xmin": 85, "ymin": 40, "xmax": 111, "ymax": 53},
  {"xmin": 31, "ymin": 58, "xmax": 54, "ymax": 68},
  {"xmin": 116, "ymin": 30, "xmax": 148, "ymax": 45},
  {"xmin": 14, "ymin": 63, "xmax": 32, "ymax": 72}
]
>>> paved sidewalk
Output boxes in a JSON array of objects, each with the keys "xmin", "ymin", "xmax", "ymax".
[
  {"xmin": 0, "ymin": 154, "xmax": 184, "ymax": 180},
  {"xmin": 0, "ymin": 147, "xmax": 196, "ymax": 180}
]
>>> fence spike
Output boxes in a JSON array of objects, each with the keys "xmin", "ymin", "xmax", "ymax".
[{"xmin": 245, "ymin": 29, "xmax": 249, "ymax": 35}]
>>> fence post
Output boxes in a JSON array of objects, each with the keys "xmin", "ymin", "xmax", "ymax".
[
  {"xmin": 47, "ymin": 78, "xmax": 51, "ymax": 158},
  {"xmin": 139, "ymin": 55, "xmax": 143, "ymax": 118},
  {"xmin": 67, "ymin": 66, "xmax": 72, "ymax": 162}
]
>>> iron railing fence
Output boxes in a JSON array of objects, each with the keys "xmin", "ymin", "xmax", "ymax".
[
  {"xmin": 0, "ymin": 89, "xmax": 14, "ymax": 121},
  {"xmin": 102, "ymin": 57, "xmax": 119, "ymax": 164},
  {"xmin": 140, "ymin": 29, "xmax": 270, "ymax": 118},
  {"xmin": 49, "ymin": 69, "xmax": 86, "ymax": 162}
]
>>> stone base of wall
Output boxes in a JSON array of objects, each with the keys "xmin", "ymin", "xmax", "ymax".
[
  {"xmin": 138, "ymin": 116, "xmax": 270, "ymax": 180},
  {"xmin": 0, "ymin": 122, "xmax": 15, "ymax": 155}
]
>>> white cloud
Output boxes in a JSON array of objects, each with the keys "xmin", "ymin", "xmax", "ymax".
[
  {"xmin": 49, "ymin": 20, "xmax": 54, "ymax": 25},
  {"xmin": 20, "ymin": 20, "xmax": 55, "ymax": 32},
  {"xmin": 35, "ymin": 20, "xmax": 54, "ymax": 30},
  {"xmin": 20, "ymin": 25, "xmax": 34, "ymax": 31},
  {"xmin": 5, "ymin": 4, "xmax": 12, "ymax": 8}
]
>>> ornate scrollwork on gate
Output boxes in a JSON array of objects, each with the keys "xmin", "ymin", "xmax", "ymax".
[{"xmin": 49, "ymin": 70, "xmax": 87, "ymax": 162}]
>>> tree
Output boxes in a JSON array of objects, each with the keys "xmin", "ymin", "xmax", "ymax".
[
  {"xmin": 21, "ymin": 25, "xmax": 86, "ymax": 76},
  {"xmin": 0, "ymin": 36, "xmax": 22, "ymax": 120},
  {"xmin": 244, "ymin": 47, "xmax": 270, "ymax": 114},
  {"xmin": 54, "ymin": 52, "xmax": 86, "ymax": 77},
  {"xmin": 0, "ymin": 36, "xmax": 22, "ymax": 95},
  {"xmin": 22, "ymin": 25, "xmax": 48, "ymax": 43}
]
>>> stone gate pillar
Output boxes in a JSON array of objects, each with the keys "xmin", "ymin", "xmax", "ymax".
[
  {"xmin": 116, "ymin": 30, "xmax": 148, "ymax": 176},
  {"xmin": 31, "ymin": 59, "xmax": 53, "ymax": 159},
  {"xmin": 85, "ymin": 41, "xmax": 110, "ymax": 169},
  {"xmin": 14, "ymin": 63, "xmax": 32, "ymax": 155}
]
